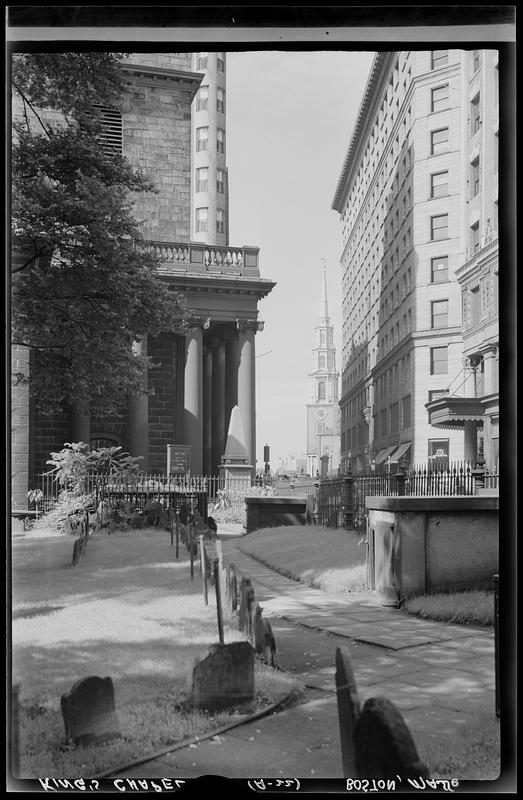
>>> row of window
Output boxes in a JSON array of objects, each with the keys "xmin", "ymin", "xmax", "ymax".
[
  {"xmin": 375, "ymin": 354, "xmax": 412, "ymax": 401},
  {"xmin": 197, "ymin": 86, "xmax": 225, "ymax": 113},
  {"xmin": 197, "ymin": 126, "xmax": 225, "ymax": 152},
  {"xmin": 373, "ymin": 395, "xmax": 412, "ymax": 437},
  {"xmin": 195, "ymin": 207, "xmax": 226, "ymax": 234},
  {"xmin": 197, "ymin": 53, "xmax": 225, "ymax": 72},
  {"xmin": 196, "ymin": 167, "xmax": 225, "ymax": 193}
]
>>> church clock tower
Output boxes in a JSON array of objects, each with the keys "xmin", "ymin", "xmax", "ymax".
[{"xmin": 306, "ymin": 262, "xmax": 340, "ymax": 477}]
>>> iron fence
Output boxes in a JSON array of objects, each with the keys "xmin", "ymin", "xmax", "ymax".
[
  {"xmin": 316, "ymin": 462, "xmax": 499, "ymax": 530},
  {"xmin": 37, "ymin": 472, "xmax": 253, "ymax": 520}
]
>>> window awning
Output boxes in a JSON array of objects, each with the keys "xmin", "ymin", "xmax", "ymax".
[
  {"xmin": 389, "ymin": 442, "xmax": 411, "ymax": 462},
  {"xmin": 374, "ymin": 446, "xmax": 397, "ymax": 465}
]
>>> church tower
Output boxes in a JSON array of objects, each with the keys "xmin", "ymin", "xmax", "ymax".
[{"xmin": 306, "ymin": 263, "xmax": 340, "ymax": 477}]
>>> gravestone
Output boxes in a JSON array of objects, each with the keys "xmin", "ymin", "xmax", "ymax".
[
  {"xmin": 335, "ymin": 647, "xmax": 361, "ymax": 778},
  {"xmin": 192, "ymin": 642, "xmax": 255, "ymax": 712},
  {"xmin": 72, "ymin": 538, "xmax": 82, "ymax": 567},
  {"xmin": 354, "ymin": 696, "xmax": 430, "ymax": 780},
  {"xmin": 159, "ymin": 510, "xmax": 170, "ymax": 530},
  {"xmin": 254, "ymin": 605, "xmax": 277, "ymax": 667},
  {"xmin": 61, "ymin": 676, "xmax": 121, "ymax": 747},
  {"xmin": 143, "ymin": 500, "xmax": 163, "ymax": 527}
]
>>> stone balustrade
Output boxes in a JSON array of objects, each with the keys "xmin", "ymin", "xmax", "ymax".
[{"xmin": 136, "ymin": 240, "xmax": 260, "ymax": 276}]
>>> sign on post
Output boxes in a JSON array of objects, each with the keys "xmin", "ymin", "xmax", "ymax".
[{"xmin": 168, "ymin": 445, "xmax": 191, "ymax": 475}]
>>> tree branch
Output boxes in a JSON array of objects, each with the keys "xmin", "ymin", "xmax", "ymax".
[{"xmin": 12, "ymin": 80, "xmax": 52, "ymax": 138}]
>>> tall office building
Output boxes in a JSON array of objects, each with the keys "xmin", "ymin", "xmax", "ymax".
[
  {"xmin": 332, "ymin": 50, "xmax": 499, "ymax": 471},
  {"xmin": 305, "ymin": 265, "xmax": 340, "ymax": 477},
  {"xmin": 11, "ymin": 52, "xmax": 275, "ymax": 507}
]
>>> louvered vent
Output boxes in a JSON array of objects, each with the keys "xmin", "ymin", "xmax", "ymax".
[{"xmin": 91, "ymin": 105, "xmax": 123, "ymax": 154}]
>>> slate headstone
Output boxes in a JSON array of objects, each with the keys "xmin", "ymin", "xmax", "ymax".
[
  {"xmin": 143, "ymin": 500, "xmax": 162, "ymax": 527},
  {"xmin": 354, "ymin": 696, "xmax": 430, "ymax": 780},
  {"xmin": 335, "ymin": 646, "xmax": 361, "ymax": 778},
  {"xmin": 60, "ymin": 676, "xmax": 121, "ymax": 747},
  {"xmin": 192, "ymin": 641, "xmax": 255, "ymax": 712}
]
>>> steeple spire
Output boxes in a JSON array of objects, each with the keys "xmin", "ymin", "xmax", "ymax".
[{"xmin": 319, "ymin": 258, "xmax": 329, "ymax": 323}]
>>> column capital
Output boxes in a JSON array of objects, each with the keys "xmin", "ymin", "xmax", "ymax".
[
  {"xmin": 236, "ymin": 318, "xmax": 264, "ymax": 334},
  {"xmin": 463, "ymin": 355, "xmax": 480, "ymax": 372},
  {"xmin": 189, "ymin": 316, "xmax": 212, "ymax": 332}
]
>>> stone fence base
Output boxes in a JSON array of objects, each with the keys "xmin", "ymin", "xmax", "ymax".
[{"xmin": 245, "ymin": 496, "xmax": 306, "ymax": 534}]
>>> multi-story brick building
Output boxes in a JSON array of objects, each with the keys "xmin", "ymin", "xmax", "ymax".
[
  {"xmin": 11, "ymin": 52, "xmax": 275, "ymax": 508},
  {"xmin": 332, "ymin": 49, "xmax": 499, "ymax": 472}
]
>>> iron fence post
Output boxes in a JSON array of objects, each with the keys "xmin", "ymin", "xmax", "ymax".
[
  {"xmin": 394, "ymin": 466, "xmax": 407, "ymax": 496},
  {"xmin": 343, "ymin": 469, "xmax": 354, "ymax": 530},
  {"xmin": 471, "ymin": 464, "xmax": 486, "ymax": 494}
]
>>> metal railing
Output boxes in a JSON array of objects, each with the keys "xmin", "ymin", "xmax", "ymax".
[
  {"xmin": 316, "ymin": 462, "xmax": 499, "ymax": 531},
  {"xmin": 37, "ymin": 472, "xmax": 255, "ymax": 517}
]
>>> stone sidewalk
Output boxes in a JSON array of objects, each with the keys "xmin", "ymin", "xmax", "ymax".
[{"xmin": 114, "ymin": 534, "xmax": 499, "ymax": 782}]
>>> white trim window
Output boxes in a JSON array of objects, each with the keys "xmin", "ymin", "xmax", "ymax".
[
  {"xmin": 196, "ymin": 167, "xmax": 208, "ymax": 192},
  {"xmin": 197, "ymin": 86, "xmax": 208, "ymax": 111},
  {"xmin": 431, "ymin": 85, "xmax": 449, "ymax": 113},
  {"xmin": 196, "ymin": 207, "xmax": 208, "ymax": 232},
  {"xmin": 217, "ymin": 127, "xmax": 225, "ymax": 153},
  {"xmin": 197, "ymin": 126, "xmax": 208, "ymax": 152}
]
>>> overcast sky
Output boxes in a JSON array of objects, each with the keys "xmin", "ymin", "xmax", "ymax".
[{"xmin": 225, "ymin": 50, "xmax": 375, "ymax": 470}]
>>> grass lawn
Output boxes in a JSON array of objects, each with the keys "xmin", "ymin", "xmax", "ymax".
[
  {"xmin": 240, "ymin": 525, "xmax": 367, "ymax": 594},
  {"xmin": 239, "ymin": 525, "xmax": 494, "ymax": 625},
  {"xmin": 11, "ymin": 525, "xmax": 302, "ymax": 778}
]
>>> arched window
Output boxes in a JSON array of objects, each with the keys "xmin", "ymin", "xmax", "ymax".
[
  {"xmin": 318, "ymin": 381, "xmax": 326, "ymax": 401},
  {"xmin": 90, "ymin": 435, "xmax": 121, "ymax": 451},
  {"xmin": 318, "ymin": 354, "xmax": 326, "ymax": 369}
]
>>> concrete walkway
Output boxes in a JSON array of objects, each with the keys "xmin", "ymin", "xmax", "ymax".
[{"xmin": 114, "ymin": 530, "xmax": 498, "ymax": 783}]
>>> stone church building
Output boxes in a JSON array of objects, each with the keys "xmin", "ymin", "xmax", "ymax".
[{"xmin": 11, "ymin": 52, "xmax": 275, "ymax": 508}]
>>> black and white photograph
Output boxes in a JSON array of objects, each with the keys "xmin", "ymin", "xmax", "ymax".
[{"xmin": 7, "ymin": 5, "xmax": 516, "ymax": 794}]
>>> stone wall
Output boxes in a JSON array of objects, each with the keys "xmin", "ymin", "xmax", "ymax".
[
  {"xmin": 366, "ymin": 495, "xmax": 499, "ymax": 601},
  {"xmin": 124, "ymin": 67, "xmax": 194, "ymax": 243}
]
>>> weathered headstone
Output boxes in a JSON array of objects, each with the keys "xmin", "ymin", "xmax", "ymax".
[
  {"xmin": 159, "ymin": 510, "xmax": 170, "ymax": 530},
  {"xmin": 335, "ymin": 646, "xmax": 361, "ymax": 778},
  {"xmin": 254, "ymin": 605, "xmax": 277, "ymax": 666},
  {"xmin": 60, "ymin": 676, "xmax": 121, "ymax": 747},
  {"xmin": 192, "ymin": 642, "xmax": 255, "ymax": 712},
  {"xmin": 72, "ymin": 538, "xmax": 82, "ymax": 567},
  {"xmin": 354, "ymin": 696, "xmax": 430, "ymax": 780},
  {"xmin": 143, "ymin": 500, "xmax": 163, "ymax": 527}
]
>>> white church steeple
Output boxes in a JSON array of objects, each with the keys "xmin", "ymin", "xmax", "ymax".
[{"xmin": 306, "ymin": 262, "xmax": 340, "ymax": 476}]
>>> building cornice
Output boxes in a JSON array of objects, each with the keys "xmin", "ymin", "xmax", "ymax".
[
  {"xmin": 331, "ymin": 52, "xmax": 392, "ymax": 213},
  {"xmin": 120, "ymin": 63, "xmax": 203, "ymax": 93}
]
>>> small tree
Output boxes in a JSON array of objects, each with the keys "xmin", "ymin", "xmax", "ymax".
[{"xmin": 45, "ymin": 442, "xmax": 143, "ymax": 494}]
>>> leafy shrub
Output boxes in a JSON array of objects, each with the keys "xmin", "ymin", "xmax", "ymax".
[{"xmin": 209, "ymin": 484, "xmax": 275, "ymax": 525}]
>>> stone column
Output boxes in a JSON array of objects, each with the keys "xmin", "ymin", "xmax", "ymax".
[
  {"xmin": 462, "ymin": 356, "xmax": 477, "ymax": 398},
  {"xmin": 184, "ymin": 322, "xmax": 208, "ymax": 475},
  {"xmin": 211, "ymin": 338, "xmax": 226, "ymax": 475},
  {"xmin": 203, "ymin": 344, "xmax": 213, "ymax": 476},
  {"xmin": 71, "ymin": 402, "xmax": 91, "ymax": 448},
  {"xmin": 225, "ymin": 333, "xmax": 239, "ymax": 431},
  {"xmin": 236, "ymin": 319, "xmax": 264, "ymax": 474},
  {"xmin": 128, "ymin": 336, "xmax": 148, "ymax": 471},
  {"xmin": 11, "ymin": 345, "xmax": 31, "ymax": 510},
  {"xmin": 481, "ymin": 346, "xmax": 498, "ymax": 396},
  {"xmin": 463, "ymin": 420, "xmax": 478, "ymax": 464}
]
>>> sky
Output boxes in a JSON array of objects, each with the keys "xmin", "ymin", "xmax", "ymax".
[{"xmin": 225, "ymin": 50, "xmax": 375, "ymax": 469}]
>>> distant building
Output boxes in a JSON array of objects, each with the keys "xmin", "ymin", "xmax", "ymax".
[
  {"xmin": 305, "ymin": 265, "xmax": 340, "ymax": 476},
  {"xmin": 332, "ymin": 49, "xmax": 499, "ymax": 471},
  {"xmin": 11, "ymin": 52, "xmax": 275, "ymax": 508}
]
